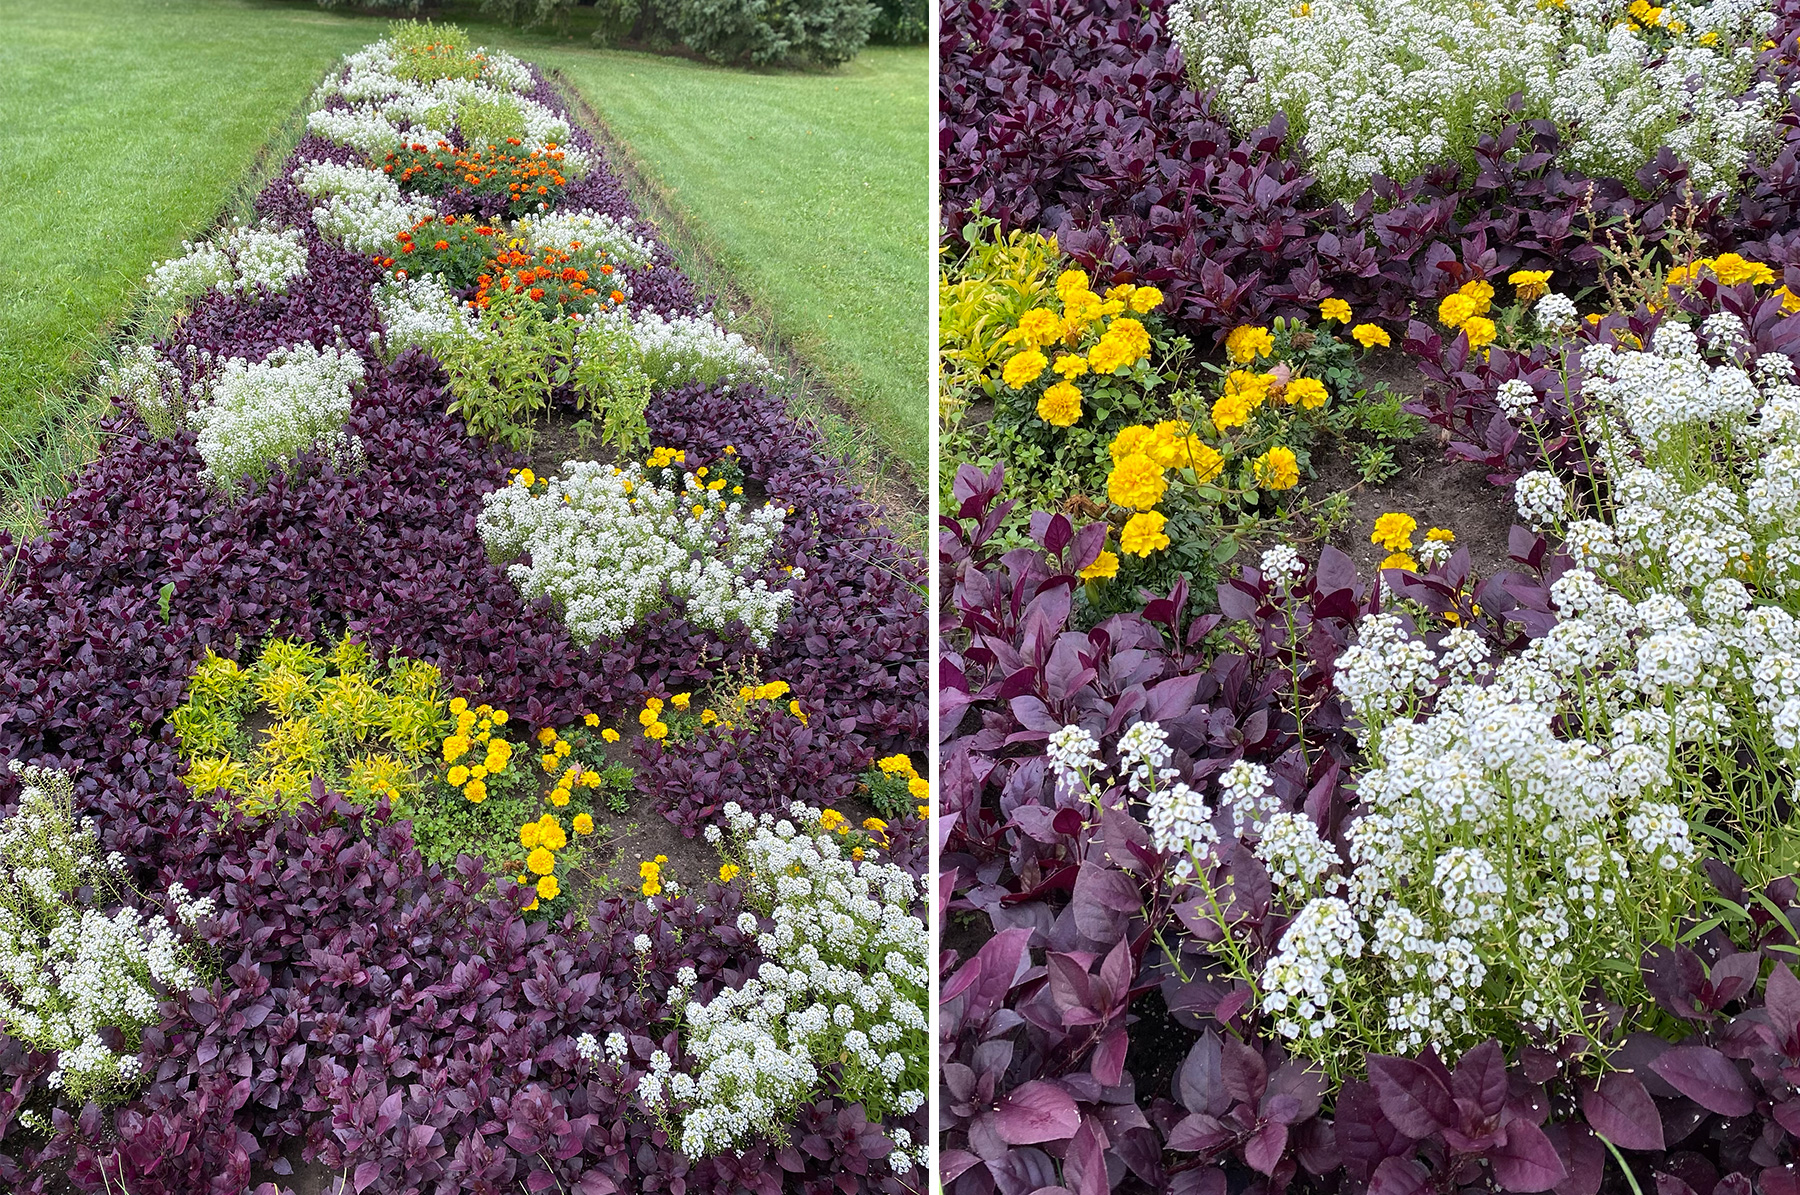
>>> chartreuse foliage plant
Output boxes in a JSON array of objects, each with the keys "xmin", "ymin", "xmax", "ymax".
[
  {"xmin": 172, "ymin": 637, "xmax": 451, "ymax": 817},
  {"xmin": 581, "ymin": 801, "xmax": 926, "ymax": 1167},
  {"xmin": 0, "ymin": 762, "xmax": 210, "ymax": 1108}
]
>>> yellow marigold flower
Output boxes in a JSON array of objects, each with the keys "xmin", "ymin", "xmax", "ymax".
[
  {"xmin": 1110, "ymin": 424, "xmax": 1160, "ymax": 462},
  {"xmin": 1080, "ymin": 549, "xmax": 1121, "ymax": 580},
  {"xmin": 1056, "ymin": 268, "xmax": 1091, "ymax": 300},
  {"xmin": 1053, "ymin": 353, "xmax": 1089, "ymax": 380},
  {"xmin": 908, "ymin": 776, "xmax": 930, "ymax": 801},
  {"xmin": 700, "ymin": 709, "xmax": 718, "ymax": 725},
  {"xmin": 537, "ymin": 875, "xmax": 560, "ymax": 900},
  {"xmin": 1458, "ymin": 279, "xmax": 1495, "ymax": 312},
  {"xmin": 1130, "ymin": 285, "xmax": 1164, "ymax": 313},
  {"xmin": 538, "ymin": 816, "xmax": 567, "ymax": 850},
  {"xmin": 549, "ymin": 788, "xmax": 570, "ymax": 807},
  {"xmin": 878, "ymin": 753, "xmax": 915, "ymax": 775},
  {"xmin": 1438, "ymin": 292, "xmax": 1480, "ymax": 328},
  {"xmin": 672, "ymin": 692, "xmax": 691, "ymax": 710},
  {"xmin": 720, "ymin": 862, "xmax": 740, "ymax": 882},
  {"xmin": 463, "ymin": 780, "xmax": 487, "ymax": 803},
  {"xmin": 789, "ymin": 699, "xmax": 807, "ymax": 723},
  {"xmin": 762, "ymin": 680, "xmax": 791, "ymax": 699},
  {"xmin": 518, "ymin": 468, "xmax": 536, "ymax": 486},
  {"xmin": 1380, "ymin": 552, "xmax": 1420, "ymax": 572},
  {"xmin": 527, "ymin": 847, "xmax": 555, "ymax": 875},
  {"xmin": 442, "ymin": 735, "xmax": 470, "ymax": 763},
  {"xmin": 537, "ymin": 727, "xmax": 557, "ymax": 745},
  {"xmin": 447, "ymin": 765, "xmax": 470, "ymax": 786},
  {"xmin": 1062, "ymin": 288, "xmax": 1103, "ymax": 325},
  {"xmin": 1107, "ymin": 317, "xmax": 1152, "ymax": 361},
  {"xmin": 1371, "ymin": 512, "xmax": 1418, "ymax": 551},
  {"xmin": 1509, "ymin": 269, "xmax": 1553, "ymax": 302},
  {"xmin": 449, "ymin": 697, "xmax": 468, "ymax": 715},
  {"xmin": 573, "ymin": 813, "xmax": 594, "ymax": 835},
  {"xmin": 584, "ymin": 712, "xmax": 599, "ymax": 727},
  {"xmin": 820, "ymin": 808, "xmax": 848, "ymax": 832},
  {"xmin": 1087, "ymin": 336, "xmax": 1132, "ymax": 375},
  {"xmin": 1017, "ymin": 307, "xmax": 1062, "ymax": 346},
  {"xmin": 1712, "ymin": 253, "xmax": 1776, "ymax": 286},
  {"xmin": 554, "ymin": 740, "xmax": 571, "ymax": 758},
  {"xmin": 1286, "ymin": 377, "xmax": 1329, "ymax": 409},
  {"xmin": 1188, "ymin": 441, "xmax": 1226, "ymax": 483},
  {"xmin": 1143, "ymin": 420, "xmax": 1191, "ymax": 468},
  {"xmin": 1320, "ymin": 298, "xmax": 1352, "ymax": 323},
  {"xmin": 1253, "ymin": 446, "xmax": 1300, "ymax": 490},
  {"xmin": 521, "ymin": 822, "xmax": 542, "ymax": 849},
  {"xmin": 1037, "ymin": 381, "xmax": 1084, "ymax": 427},
  {"xmin": 601, "ymin": 728, "xmax": 620, "ymax": 742},
  {"xmin": 582, "ymin": 770, "xmax": 600, "ymax": 787},
  {"xmin": 1426, "ymin": 527, "xmax": 1456, "ymax": 543},
  {"xmin": 1212, "ymin": 389, "xmax": 1254, "ymax": 432},
  {"xmin": 523, "ymin": 895, "xmax": 539, "ymax": 911},
  {"xmin": 1120, "ymin": 511, "xmax": 1170, "ymax": 557},
  {"xmin": 1352, "ymin": 323, "xmax": 1391, "ymax": 349},
  {"xmin": 638, "ymin": 707, "xmax": 657, "ymax": 727},
  {"xmin": 1462, "ymin": 316, "xmax": 1498, "ymax": 349},
  {"xmin": 1226, "ymin": 369, "xmax": 1274, "ymax": 410},
  {"xmin": 1100, "ymin": 299, "xmax": 1127, "ymax": 316},
  {"xmin": 851, "ymin": 848, "xmax": 865, "ymax": 861},
  {"xmin": 1003, "ymin": 348, "xmax": 1049, "ymax": 389},
  {"xmin": 642, "ymin": 878, "xmax": 662, "ymax": 897},
  {"xmin": 541, "ymin": 754, "xmax": 560, "ymax": 772},
  {"xmin": 1107, "ymin": 454, "xmax": 1168, "ymax": 511},
  {"xmin": 1781, "ymin": 286, "xmax": 1800, "ymax": 314},
  {"xmin": 1226, "ymin": 325, "xmax": 1275, "ymax": 364},
  {"xmin": 646, "ymin": 721, "xmax": 669, "ymax": 740}
]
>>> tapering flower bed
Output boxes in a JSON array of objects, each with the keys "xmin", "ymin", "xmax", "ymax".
[
  {"xmin": 943, "ymin": 2, "xmax": 1800, "ymax": 1195},
  {"xmin": 0, "ymin": 24, "xmax": 925, "ymax": 1195}
]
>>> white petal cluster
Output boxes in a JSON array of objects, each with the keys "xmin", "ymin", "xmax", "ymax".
[
  {"xmin": 310, "ymin": 37, "xmax": 589, "ymax": 173},
  {"xmin": 515, "ymin": 208, "xmax": 657, "ymax": 271},
  {"xmin": 371, "ymin": 272, "xmax": 478, "ymax": 354},
  {"xmin": 583, "ymin": 308, "xmax": 774, "ymax": 391},
  {"xmin": 0, "ymin": 762, "xmax": 204, "ymax": 1104},
  {"xmin": 477, "ymin": 460, "xmax": 798, "ymax": 646},
  {"xmin": 1259, "ymin": 320, "xmax": 1800, "ymax": 1065},
  {"xmin": 147, "ymin": 222, "xmax": 307, "ymax": 305},
  {"xmin": 1171, "ymin": 0, "xmax": 1778, "ymax": 199},
  {"xmin": 654, "ymin": 803, "xmax": 926, "ymax": 1159},
  {"xmin": 191, "ymin": 343, "xmax": 366, "ymax": 495},
  {"xmin": 294, "ymin": 160, "xmax": 437, "ymax": 254}
]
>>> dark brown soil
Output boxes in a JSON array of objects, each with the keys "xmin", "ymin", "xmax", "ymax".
[
  {"xmin": 1122, "ymin": 987, "xmax": 1201, "ymax": 1106},
  {"xmin": 522, "ymin": 403, "xmax": 612, "ymax": 481}
]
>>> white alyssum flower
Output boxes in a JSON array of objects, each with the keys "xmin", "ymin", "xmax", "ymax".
[
  {"xmin": 147, "ymin": 223, "xmax": 307, "ymax": 305},
  {"xmin": 1172, "ymin": 0, "xmax": 1777, "ymax": 199},
  {"xmin": 516, "ymin": 208, "xmax": 657, "ymax": 271},
  {"xmin": 478, "ymin": 459, "xmax": 798, "ymax": 646},
  {"xmin": 0, "ymin": 762, "xmax": 205, "ymax": 1104},
  {"xmin": 294, "ymin": 160, "xmax": 436, "ymax": 254},
  {"xmin": 190, "ymin": 343, "xmax": 366, "ymax": 496},
  {"xmin": 645, "ymin": 805, "xmax": 925, "ymax": 1159},
  {"xmin": 581, "ymin": 308, "xmax": 774, "ymax": 391}
]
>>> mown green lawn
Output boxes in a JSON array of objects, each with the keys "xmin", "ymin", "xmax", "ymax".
[
  {"xmin": 0, "ymin": 0, "xmax": 375, "ymax": 478},
  {"xmin": 0, "ymin": 0, "xmax": 927, "ymax": 489},
  {"xmin": 536, "ymin": 45, "xmax": 931, "ymax": 478}
]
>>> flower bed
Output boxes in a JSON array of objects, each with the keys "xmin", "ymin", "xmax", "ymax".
[
  {"xmin": 943, "ymin": 2, "xmax": 1800, "ymax": 1195},
  {"xmin": 0, "ymin": 23, "xmax": 924, "ymax": 1195}
]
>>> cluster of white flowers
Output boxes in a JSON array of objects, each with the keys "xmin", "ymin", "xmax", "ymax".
[
  {"xmin": 633, "ymin": 803, "xmax": 925, "ymax": 1168},
  {"xmin": 0, "ymin": 762, "xmax": 206, "ymax": 1103},
  {"xmin": 516, "ymin": 208, "xmax": 657, "ymax": 271},
  {"xmin": 583, "ymin": 308, "xmax": 774, "ymax": 391},
  {"xmin": 371, "ymin": 272, "xmax": 478, "ymax": 354},
  {"xmin": 190, "ymin": 343, "xmax": 366, "ymax": 494},
  {"xmin": 97, "ymin": 345, "xmax": 203, "ymax": 439},
  {"xmin": 294, "ymin": 160, "xmax": 437, "ymax": 254},
  {"xmin": 146, "ymin": 222, "xmax": 307, "ymax": 304},
  {"xmin": 1250, "ymin": 320, "xmax": 1800, "ymax": 1063},
  {"xmin": 310, "ymin": 37, "xmax": 589, "ymax": 173},
  {"xmin": 477, "ymin": 459, "xmax": 799, "ymax": 645},
  {"xmin": 1171, "ymin": 0, "xmax": 1778, "ymax": 198}
]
